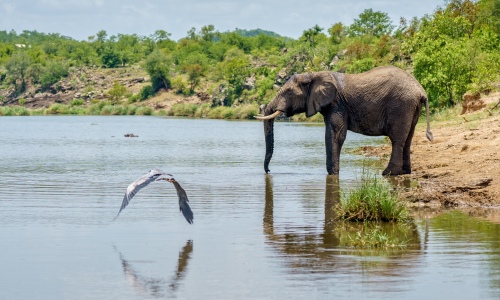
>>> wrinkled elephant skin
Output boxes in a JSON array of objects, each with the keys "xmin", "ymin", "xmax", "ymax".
[{"xmin": 259, "ymin": 66, "xmax": 433, "ymax": 176}]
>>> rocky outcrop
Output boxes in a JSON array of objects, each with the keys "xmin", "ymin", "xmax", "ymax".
[{"xmin": 0, "ymin": 66, "xmax": 150, "ymax": 109}]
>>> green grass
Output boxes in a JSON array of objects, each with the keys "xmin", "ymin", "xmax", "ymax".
[
  {"xmin": 169, "ymin": 103, "xmax": 199, "ymax": 117},
  {"xmin": 336, "ymin": 170, "xmax": 410, "ymax": 222},
  {"xmin": 0, "ymin": 106, "xmax": 30, "ymax": 116}
]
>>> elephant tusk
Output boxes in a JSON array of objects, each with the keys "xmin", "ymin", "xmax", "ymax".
[{"xmin": 254, "ymin": 111, "xmax": 282, "ymax": 120}]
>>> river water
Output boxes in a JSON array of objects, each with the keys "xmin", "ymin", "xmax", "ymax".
[{"xmin": 0, "ymin": 116, "xmax": 499, "ymax": 300}]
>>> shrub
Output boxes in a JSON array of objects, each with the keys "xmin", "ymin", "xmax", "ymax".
[
  {"xmin": 234, "ymin": 104, "xmax": 259, "ymax": 119},
  {"xmin": 40, "ymin": 61, "xmax": 70, "ymax": 89},
  {"xmin": 107, "ymin": 81, "xmax": 127, "ymax": 103},
  {"xmin": 169, "ymin": 103, "xmax": 198, "ymax": 117},
  {"xmin": 0, "ymin": 106, "xmax": 30, "ymax": 116},
  {"xmin": 71, "ymin": 99, "xmax": 84, "ymax": 106},
  {"xmin": 137, "ymin": 85, "xmax": 155, "ymax": 101},
  {"xmin": 46, "ymin": 103, "xmax": 70, "ymax": 114},
  {"xmin": 135, "ymin": 106, "xmax": 153, "ymax": 115},
  {"xmin": 207, "ymin": 106, "xmax": 235, "ymax": 119},
  {"xmin": 126, "ymin": 106, "xmax": 137, "ymax": 115},
  {"xmin": 194, "ymin": 104, "xmax": 211, "ymax": 118},
  {"xmin": 88, "ymin": 101, "xmax": 108, "ymax": 115},
  {"xmin": 171, "ymin": 75, "xmax": 189, "ymax": 95},
  {"xmin": 100, "ymin": 105, "xmax": 127, "ymax": 115}
]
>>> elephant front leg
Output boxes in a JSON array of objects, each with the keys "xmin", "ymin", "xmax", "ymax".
[{"xmin": 325, "ymin": 113, "xmax": 347, "ymax": 175}]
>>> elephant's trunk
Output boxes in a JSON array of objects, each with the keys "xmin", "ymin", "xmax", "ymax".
[
  {"xmin": 264, "ymin": 118, "xmax": 274, "ymax": 173},
  {"xmin": 259, "ymin": 98, "xmax": 284, "ymax": 173}
]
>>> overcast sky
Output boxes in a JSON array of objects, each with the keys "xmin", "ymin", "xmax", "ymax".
[{"xmin": 0, "ymin": 0, "xmax": 445, "ymax": 41}]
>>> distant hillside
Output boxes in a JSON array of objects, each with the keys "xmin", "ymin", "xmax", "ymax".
[{"xmin": 233, "ymin": 28, "xmax": 283, "ymax": 38}]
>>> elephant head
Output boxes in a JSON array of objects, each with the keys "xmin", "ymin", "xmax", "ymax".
[{"xmin": 255, "ymin": 72, "xmax": 338, "ymax": 173}]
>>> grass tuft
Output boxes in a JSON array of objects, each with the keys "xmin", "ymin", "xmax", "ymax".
[{"xmin": 336, "ymin": 170, "xmax": 410, "ymax": 222}]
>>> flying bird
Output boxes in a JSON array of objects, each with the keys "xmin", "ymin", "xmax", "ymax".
[{"xmin": 113, "ymin": 169, "xmax": 194, "ymax": 224}]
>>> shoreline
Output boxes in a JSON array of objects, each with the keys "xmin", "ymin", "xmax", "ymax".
[{"xmin": 365, "ymin": 102, "xmax": 500, "ymax": 208}]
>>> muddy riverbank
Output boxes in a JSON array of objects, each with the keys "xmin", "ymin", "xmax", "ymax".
[{"xmin": 364, "ymin": 93, "xmax": 500, "ymax": 208}]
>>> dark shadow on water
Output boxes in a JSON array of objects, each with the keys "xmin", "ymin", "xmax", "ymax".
[
  {"xmin": 263, "ymin": 174, "xmax": 423, "ymax": 276},
  {"xmin": 113, "ymin": 240, "xmax": 193, "ymax": 298}
]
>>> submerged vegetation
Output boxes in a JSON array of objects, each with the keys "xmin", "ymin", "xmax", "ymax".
[
  {"xmin": 1, "ymin": 0, "xmax": 499, "ymax": 117},
  {"xmin": 335, "ymin": 221, "xmax": 417, "ymax": 249}
]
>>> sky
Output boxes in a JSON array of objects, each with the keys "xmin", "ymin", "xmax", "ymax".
[{"xmin": 0, "ymin": 0, "xmax": 446, "ymax": 41}]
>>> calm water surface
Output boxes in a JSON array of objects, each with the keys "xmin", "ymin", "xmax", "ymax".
[{"xmin": 0, "ymin": 116, "xmax": 499, "ymax": 300}]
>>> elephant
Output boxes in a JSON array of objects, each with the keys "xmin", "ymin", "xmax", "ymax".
[{"xmin": 255, "ymin": 66, "xmax": 433, "ymax": 176}]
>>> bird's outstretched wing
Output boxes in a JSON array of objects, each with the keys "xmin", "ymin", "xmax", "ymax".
[
  {"xmin": 113, "ymin": 169, "xmax": 171, "ymax": 221},
  {"xmin": 165, "ymin": 179, "xmax": 194, "ymax": 224}
]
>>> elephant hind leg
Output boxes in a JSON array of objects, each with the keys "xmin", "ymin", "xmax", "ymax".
[
  {"xmin": 402, "ymin": 105, "xmax": 422, "ymax": 174},
  {"xmin": 383, "ymin": 121, "xmax": 415, "ymax": 176},
  {"xmin": 402, "ymin": 125, "xmax": 417, "ymax": 174},
  {"xmin": 383, "ymin": 100, "xmax": 422, "ymax": 176},
  {"xmin": 382, "ymin": 140, "xmax": 405, "ymax": 176}
]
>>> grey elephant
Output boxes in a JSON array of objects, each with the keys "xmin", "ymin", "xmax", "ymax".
[{"xmin": 255, "ymin": 66, "xmax": 433, "ymax": 176}]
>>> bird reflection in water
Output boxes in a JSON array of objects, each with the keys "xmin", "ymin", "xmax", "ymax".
[
  {"xmin": 114, "ymin": 240, "xmax": 193, "ymax": 298},
  {"xmin": 263, "ymin": 174, "xmax": 423, "ymax": 276}
]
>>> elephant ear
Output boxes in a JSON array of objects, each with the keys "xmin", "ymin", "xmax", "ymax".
[{"xmin": 305, "ymin": 72, "xmax": 337, "ymax": 117}]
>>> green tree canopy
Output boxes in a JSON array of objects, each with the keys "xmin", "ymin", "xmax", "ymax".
[
  {"xmin": 348, "ymin": 9, "xmax": 395, "ymax": 37},
  {"xmin": 144, "ymin": 49, "xmax": 171, "ymax": 91}
]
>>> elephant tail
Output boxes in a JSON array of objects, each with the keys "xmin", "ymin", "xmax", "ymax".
[{"xmin": 422, "ymin": 95, "xmax": 434, "ymax": 142}]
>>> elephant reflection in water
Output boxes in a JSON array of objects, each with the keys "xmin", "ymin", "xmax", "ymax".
[
  {"xmin": 263, "ymin": 175, "xmax": 424, "ymax": 276},
  {"xmin": 114, "ymin": 240, "xmax": 193, "ymax": 298}
]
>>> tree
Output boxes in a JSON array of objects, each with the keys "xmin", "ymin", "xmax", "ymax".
[
  {"xmin": 401, "ymin": 0, "xmax": 500, "ymax": 108},
  {"xmin": 413, "ymin": 37, "xmax": 471, "ymax": 107},
  {"xmin": 216, "ymin": 48, "xmax": 251, "ymax": 105},
  {"xmin": 182, "ymin": 64, "xmax": 204, "ymax": 92},
  {"xmin": 300, "ymin": 25, "xmax": 324, "ymax": 47},
  {"xmin": 152, "ymin": 30, "xmax": 171, "ymax": 42},
  {"xmin": 101, "ymin": 45, "xmax": 121, "ymax": 68},
  {"xmin": 5, "ymin": 51, "xmax": 32, "ymax": 91},
  {"xmin": 348, "ymin": 9, "xmax": 395, "ymax": 37},
  {"xmin": 144, "ymin": 49, "xmax": 170, "ymax": 92},
  {"xmin": 328, "ymin": 22, "xmax": 346, "ymax": 45},
  {"xmin": 94, "ymin": 30, "xmax": 108, "ymax": 56},
  {"xmin": 200, "ymin": 25, "xmax": 217, "ymax": 42},
  {"xmin": 39, "ymin": 61, "xmax": 69, "ymax": 89},
  {"xmin": 477, "ymin": 0, "xmax": 500, "ymax": 34}
]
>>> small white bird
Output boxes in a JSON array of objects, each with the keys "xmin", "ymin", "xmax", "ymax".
[{"xmin": 113, "ymin": 169, "xmax": 194, "ymax": 224}]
